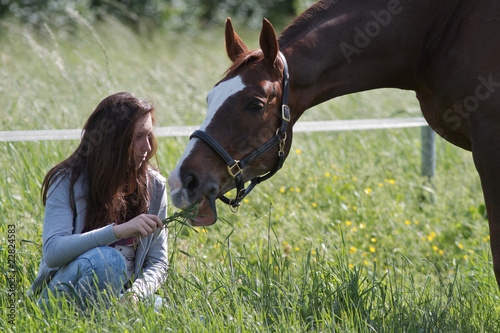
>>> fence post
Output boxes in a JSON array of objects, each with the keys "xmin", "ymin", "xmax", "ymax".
[
  {"xmin": 421, "ymin": 125, "xmax": 436, "ymax": 202},
  {"xmin": 421, "ymin": 125, "xmax": 435, "ymax": 179}
]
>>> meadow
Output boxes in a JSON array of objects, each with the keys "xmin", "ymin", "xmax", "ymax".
[{"xmin": 1, "ymin": 14, "xmax": 499, "ymax": 332}]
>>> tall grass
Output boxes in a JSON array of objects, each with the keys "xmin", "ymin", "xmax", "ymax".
[{"xmin": 1, "ymin": 14, "xmax": 499, "ymax": 332}]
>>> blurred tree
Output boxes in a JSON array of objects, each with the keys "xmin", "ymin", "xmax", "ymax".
[
  {"xmin": 0, "ymin": 0, "xmax": 304, "ymax": 31},
  {"xmin": 0, "ymin": 0, "xmax": 95, "ymax": 28}
]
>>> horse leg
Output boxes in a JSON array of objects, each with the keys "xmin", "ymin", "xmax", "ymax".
[{"xmin": 471, "ymin": 130, "xmax": 500, "ymax": 289}]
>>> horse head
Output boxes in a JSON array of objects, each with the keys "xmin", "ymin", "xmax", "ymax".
[{"xmin": 168, "ymin": 18, "xmax": 293, "ymax": 226}]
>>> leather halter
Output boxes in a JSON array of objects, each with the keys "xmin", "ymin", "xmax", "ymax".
[{"xmin": 190, "ymin": 51, "xmax": 291, "ymax": 210}]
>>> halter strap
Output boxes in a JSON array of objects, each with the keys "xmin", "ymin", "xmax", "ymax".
[{"xmin": 190, "ymin": 51, "xmax": 291, "ymax": 209}]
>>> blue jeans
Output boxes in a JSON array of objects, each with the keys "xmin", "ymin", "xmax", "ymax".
[{"xmin": 42, "ymin": 246, "xmax": 126, "ymax": 310}]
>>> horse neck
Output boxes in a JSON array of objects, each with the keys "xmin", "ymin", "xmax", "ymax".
[{"xmin": 278, "ymin": 0, "xmax": 462, "ymax": 123}]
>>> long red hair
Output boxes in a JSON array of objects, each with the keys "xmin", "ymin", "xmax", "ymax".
[{"xmin": 41, "ymin": 92, "xmax": 159, "ymax": 232}]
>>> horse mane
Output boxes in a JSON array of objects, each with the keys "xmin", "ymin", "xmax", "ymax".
[{"xmin": 279, "ymin": 0, "xmax": 340, "ymax": 46}]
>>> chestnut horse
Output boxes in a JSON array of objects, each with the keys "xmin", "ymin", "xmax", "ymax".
[{"xmin": 168, "ymin": 0, "xmax": 500, "ymax": 287}]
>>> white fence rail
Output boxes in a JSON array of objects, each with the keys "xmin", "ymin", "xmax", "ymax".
[{"xmin": 0, "ymin": 117, "xmax": 435, "ymax": 178}]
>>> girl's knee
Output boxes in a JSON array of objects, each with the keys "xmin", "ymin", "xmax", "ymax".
[
  {"xmin": 93, "ymin": 247, "xmax": 126, "ymax": 277},
  {"xmin": 77, "ymin": 247, "xmax": 126, "ymax": 288},
  {"xmin": 43, "ymin": 246, "xmax": 127, "ymax": 309},
  {"xmin": 96, "ymin": 247, "xmax": 126, "ymax": 267}
]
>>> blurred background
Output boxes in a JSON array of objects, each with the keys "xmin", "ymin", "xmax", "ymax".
[
  {"xmin": 2, "ymin": 1, "xmax": 498, "ymax": 331},
  {"xmin": 0, "ymin": 0, "xmax": 316, "ymax": 31}
]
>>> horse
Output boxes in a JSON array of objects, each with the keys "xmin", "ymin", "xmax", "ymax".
[{"xmin": 167, "ymin": 0, "xmax": 500, "ymax": 287}]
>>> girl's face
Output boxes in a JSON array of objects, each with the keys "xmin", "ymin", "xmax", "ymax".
[{"xmin": 133, "ymin": 113, "xmax": 153, "ymax": 168}]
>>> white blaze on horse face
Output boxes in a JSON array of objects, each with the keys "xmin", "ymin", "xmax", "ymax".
[
  {"xmin": 168, "ymin": 76, "xmax": 246, "ymax": 207},
  {"xmin": 177, "ymin": 75, "xmax": 246, "ymax": 165},
  {"xmin": 201, "ymin": 75, "xmax": 246, "ymax": 131}
]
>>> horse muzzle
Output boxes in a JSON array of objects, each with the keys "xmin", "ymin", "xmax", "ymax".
[{"xmin": 168, "ymin": 168, "xmax": 219, "ymax": 226}]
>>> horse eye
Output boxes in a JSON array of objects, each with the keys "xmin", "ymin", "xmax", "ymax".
[{"xmin": 245, "ymin": 99, "xmax": 265, "ymax": 113}]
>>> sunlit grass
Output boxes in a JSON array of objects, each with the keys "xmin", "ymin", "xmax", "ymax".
[{"xmin": 1, "ymin": 15, "xmax": 499, "ymax": 332}]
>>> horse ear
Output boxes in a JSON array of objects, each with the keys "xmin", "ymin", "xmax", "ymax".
[
  {"xmin": 225, "ymin": 17, "xmax": 248, "ymax": 62},
  {"xmin": 259, "ymin": 18, "xmax": 279, "ymax": 67}
]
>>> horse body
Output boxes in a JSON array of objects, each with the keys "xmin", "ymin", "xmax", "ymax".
[
  {"xmin": 281, "ymin": 0, "xmax": 499, "ymax": 151},
  {"xmin": 168, "ymin": 0, "xmax": 500, "ymax": 287}
]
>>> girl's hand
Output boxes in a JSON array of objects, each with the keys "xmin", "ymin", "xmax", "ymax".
[{"xmin": 112, "ymin": 214, "xmax": 163, "ymax": 239}]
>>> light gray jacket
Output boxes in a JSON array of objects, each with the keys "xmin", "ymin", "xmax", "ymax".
[{"xmin": 29, "ymin": 168, "xmax": 169, "ymax": 299}]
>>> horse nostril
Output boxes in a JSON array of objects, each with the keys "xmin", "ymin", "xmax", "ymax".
[{"xmin": 185, "ymin": 172, "xmax": 199, "ymax": 192}]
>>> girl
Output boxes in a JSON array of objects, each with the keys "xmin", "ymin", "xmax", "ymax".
[{"xmin": 30, "ymin": 92, "xmax": 168, "ymax": 309}]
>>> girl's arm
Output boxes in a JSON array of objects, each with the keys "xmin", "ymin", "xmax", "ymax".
[{"xmin": 42, "ymin": 176, "xmax": 118, "ymax": 268}]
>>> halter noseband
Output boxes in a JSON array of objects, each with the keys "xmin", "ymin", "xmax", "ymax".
[{"xmin": 190, "ymin": 51, "xmax": 291, "ymax": 210}]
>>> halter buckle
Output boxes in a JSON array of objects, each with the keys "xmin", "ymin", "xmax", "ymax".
[
  {"xmin": 227, "ymin": 160, "xmax": 243, "ymax": 178},
  {"xmin": 282, "ymin": 105, "xmax": 291, "ymax": 122}
]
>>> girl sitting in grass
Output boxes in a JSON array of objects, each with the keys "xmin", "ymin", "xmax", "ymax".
[{"xmin": 30, "ymin": 92, "xmax": 168, "ymax": 310}]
